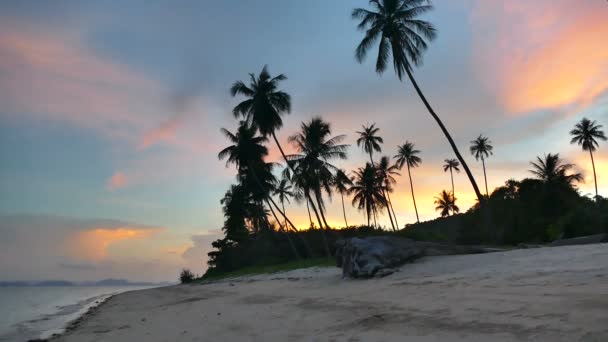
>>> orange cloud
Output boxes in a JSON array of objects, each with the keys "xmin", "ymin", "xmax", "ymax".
[
  {"xmin": 107, "ymin": 172, "xmax": 128, "ymax": 190},
  {"xmin": 69, "ymin": 227, "xmax": 162, "ymax": 261},
  {"xmin": 471, "ymin": 0, "xmax": 608, "ymax": 114}
]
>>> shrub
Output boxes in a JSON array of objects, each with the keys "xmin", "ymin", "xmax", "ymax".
[{"xmin": 179, "ymin": 268, "xmax": 195, "ymax": 284}]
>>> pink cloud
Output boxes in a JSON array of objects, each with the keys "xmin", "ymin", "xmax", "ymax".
[
  {"xmin": 107, "ymin": 172, "xmax": 128, "ymax": 190},
  {"xmin": 470, "ymin": 0, "xmax": 608, "ymax": 114}
]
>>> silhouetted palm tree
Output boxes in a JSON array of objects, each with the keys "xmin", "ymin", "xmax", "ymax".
[
  {"xmin": 333, "ymin": 169, "xmax": 353, "ymax": 228},
  {"xmin": 570, "ymin": 118, "xmax": 606, "ymax": 198},
  {"xmin": 230, "ymin": 66, "xmax": 325, "ymax": 234},
  {"xmin": 356, "ymin": 124, "xmax": 383, "ymax": 164},
  {"xmin": 289, "ymin": 118, "xmax": 349, "ymax": 230},
  {"xmin": 394, "ymin": 141, "xmax": 421, "ymax": 223},
  {"xmin": 529, "ymin": 153, "xmax": 583, "ymax": 186},
  {"xmin": 434, "ymin": 190, "xmax": 459, "ymax": 217},
  {"xmin": 218, "ymin": 123, "xmax": 303, "ymax": 258},
  {"xmin": 443, "ymin": 158, "xmax": 460, "ymax": 197},
  {"xmin": 377, "ymin": 156, "xmax": 400, "ymax": 230},
  {"xmin": 350, "ymin": 163, "xmax": 387, "ymax": 227},
  {"xmin": 470, "ymin": 135, "xmax": 494, "ymax": 195},
  {"xmin": 352, "ymin": 0, "xmax": 484, "ymax": 202}
]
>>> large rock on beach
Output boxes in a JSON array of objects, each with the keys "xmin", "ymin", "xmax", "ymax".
[
  {"xmin": 336, "ymin": 236, "xmax": 493, "ymax": 278},
  {"xmin": 550, "ymin": 233, "xmax": 608, "ymax": 247}
]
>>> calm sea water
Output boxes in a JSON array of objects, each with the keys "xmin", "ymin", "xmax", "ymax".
[{"xmin": 0, "ymin": 286, "xmax": 155, "ymax": 341}]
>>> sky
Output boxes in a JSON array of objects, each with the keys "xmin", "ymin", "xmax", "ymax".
[{"xmin": 1, "ymin": 0, "xmax": 607, "ymax": 282}]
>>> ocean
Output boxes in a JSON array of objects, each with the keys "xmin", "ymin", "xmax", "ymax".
[{"xmin": 0, "ymin": 286, "xmax": 155, "ymax": 341}]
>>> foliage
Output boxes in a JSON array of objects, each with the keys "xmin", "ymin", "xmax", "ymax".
[{"xmin": 179, "ymin": 269, "xmax": 195, "ymax": 284}]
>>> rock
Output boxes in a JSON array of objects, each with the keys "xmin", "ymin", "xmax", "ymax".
[
  {"xmin": 550, "ymin": 234, "xmax": 608, "ymax": 247},
  {"xmin": 336, "ymin": 236, "xmax": 496, "ymax": 278}
]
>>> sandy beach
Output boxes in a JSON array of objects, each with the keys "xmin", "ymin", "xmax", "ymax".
[{"xmin": 54, "ymin": 244, "xmax": 608, "ymax": 342}]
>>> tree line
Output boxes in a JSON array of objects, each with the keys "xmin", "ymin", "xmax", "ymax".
[{"xmin": 196, "ymin": 0, "xmax": 607, "ymax": 279}]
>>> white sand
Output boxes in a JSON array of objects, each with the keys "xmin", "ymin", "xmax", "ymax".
[{"xmin": 55, "ymin": 244, "xmax": 608, "ymax": 341}]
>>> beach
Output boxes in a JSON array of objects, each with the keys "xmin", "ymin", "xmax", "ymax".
[{"xmin": 54, "ymin": 244, "xmax": 608, "ymax": 342}]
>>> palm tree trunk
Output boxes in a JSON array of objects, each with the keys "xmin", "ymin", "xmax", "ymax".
[
  {"xmin": 482, "ymin": 156, "xmax": 488, "ymax": 196},
  {"xmin": 266, "ymin": 199, "xmax": 300, "ymax": 260},
  {"xmin": 386, "ymin": 190, "xmax": 399, "ymax": 228},
  {"xmin": 308, "ymin": 194, "xmax": 325, "ymax": 231},
  {"xmin": 590, "ymin": 149, "xmax": 599, "ymax": 198},
  {"xmin": 366, "ymin": 209, "xmax": 370, "ymax": 226},
  {"xmin": 450, "ymin": 168, "xmax": 455, "ymax": 196},
  {"xmin": 407, "ymin": 164, "xmax": 420, "ymax": 223},
  {"xmin": 373, "ymin": 209, "xmax": 378, "ymax": 228},
  {"xmin": 315, "ymin": 192, "xmax": 331, "ymax": 229},
  {"xmin": 404, "ymin": 68, "xmax": 483, "ymax": 202},
  {"xmin": 341, "ymin": 193, "xmax": 349, "ymax": 228},
  {"xmin": 312, "ymin": 194, "xmax": 332, "ymax": 257},
  {"xmin": 383, "ymin": 189, "xmax": 396, "ymax": 231},
  {"xmin": 271, "ymin": 131, "xmax": 326, "ymax": 231},
  {"xmin": 306, "ymin": 200, "xmax": 313, "ymax": 228},
  {"xmin": 369, "ymin": 151, "xmax": 374, "ymax": 165},
  {"xmin": 281, "ymin": 201, "xmax": 288, "ymax": 231}
]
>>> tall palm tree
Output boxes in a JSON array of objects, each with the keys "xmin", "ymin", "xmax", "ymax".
[
  {"xmin": 394, "ymin": 141, "xmax": 421, "ymax": 223},
  {"xmin": 289, "ymin": 118, "xmax": 349, "ymax": 230},
  {"xmin": 434, "ymin": 190, "xmax": 459, "ymax": 217},
  {"xmin": 273, "ymin": 178, "xmax": 294, "ymax": 229},
  {"xmin": 352, "ymin": 0, "xmax": 484, "ymax": 202},
  {"xmin": 470, "ymin": 135, "xmax": 494, "ymax": 195},
  {"xmin": 377, "ymin": 156, "xmax": 400, "ymax": 230},
  {"xmin": 333, "ymin": 169, "xmax": 353, "ymax": 228},
  {"xmin": 356, "ymin": 123, "xmax": 383, "ymax": 164},
  {"xmin": 350, "ymin": 163, "xmax": 387, "ymax": 227},
  {"xmin": 230, "ymin": 66, "xmax": 325, "ymax": 234},
  {"xmin": 443, "ymin": 158, "xmax": 460, "ymax": 197},
  {"xmin": 570, "ymin": 118, "xmax": 606, "ymax": 198},
  {"xmin": 529, "ymin": 153, "xmax": 583, "ymax": 186}
]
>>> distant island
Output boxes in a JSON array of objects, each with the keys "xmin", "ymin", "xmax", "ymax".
[{"xmin": 0, "ymin": 278, "xmax": 172, "ymax": 287}]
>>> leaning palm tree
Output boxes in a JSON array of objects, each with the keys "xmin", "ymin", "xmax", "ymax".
[
  {"xmin": 570, "ymin": 117, "xmax": 606, "ymax": 198},
  {"xmin": 443, "ymin": 158, "xmax": 460, "ymax": 197},
  {"xmin": 394, "ymin": 141, "xmax": 421, "ymax": 223},
  {"xmin": 529, "ymin": 153, "xmax": 583, "ymax": 186},
  {"xmin": 470, "ymin": 135, "xmax": 494, "ymax": 195},
  {"xmin": 434, "ymin": 190, "xmax": 459, "ymax": 217},
  {"xmin": 352, "ymin": 0, "xmax": 484, "ymax": 202},
  {"xmin": 356, "ymin": 123, "xmax": 383, "ymax": 164},
  {"xmin": 350, "ymin": 163, "xmax": 387, "ymax": 227},
  {"xmin": 333, "ymin": 169, "xmax": 353, "ymax": 228},
  {"xmin": 377, "ymin": 156, "xmax": 400, "ymax": 230}
]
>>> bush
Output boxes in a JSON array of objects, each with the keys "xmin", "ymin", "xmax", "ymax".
[{"xmin": 179, "ymin": 268, "xmax": 195, "ymax": 284}]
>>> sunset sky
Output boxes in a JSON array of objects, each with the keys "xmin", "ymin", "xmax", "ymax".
[{"xmin": 1, "ymin": 0, "xmax": 607, "ymax": 282}]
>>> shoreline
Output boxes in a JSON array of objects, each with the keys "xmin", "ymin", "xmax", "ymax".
[{"xmin": 50, "ymin": 244, "xmax": 608, "ymax": 341}]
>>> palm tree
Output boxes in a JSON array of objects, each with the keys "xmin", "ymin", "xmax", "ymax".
[
  {"xmin": 352, "ymin": 0, "xmax": 484, "ymax": 202},
  {"xmin": 356, "ymin": 124, "xmax": 383, "ymax": 164},
  {"xmin": 350, "ymin": 163, "xmax": 387, "ymax": 227},
  {"xmin": 570, "ymin": 118, "xmax": 606, "ymax": 198},
  {"xmin": 434, "ymin": 190, "xmax": 459, "ymax": 217},
  {"xmin": 333, "ymin": 169, "xmax": 353, "ymax": 228},
  {"xmin": 289, "ymin": 118, "xmax": 349, "ymax": 230},
  {"xmin": 230, "ymin": 66, "xmax": 324, "ymax": 235},
  {"xmin": 443, "ymin": 158, "xmax": 460, "ymax": 198},
  {"xmin": 470, "ymin": 135, "xmax": 494, "ymax": 195},
  {"xmin": 394, "ymin": 141, "xmax": 421, "ymax": 223},
  {"xmin": 273, "ymin": 178, "xmax": 294, "ymax": 229},
  {"xmin": 218, "ymin": 122, "xmax": 306, "ymax": 253},
  {"xmin": 529, "ymin": 153, "xmax": 583, "ymax": 186},
  {"xmin": 377, "ymin": 156, "xmax": 400, "ymax": 230}
]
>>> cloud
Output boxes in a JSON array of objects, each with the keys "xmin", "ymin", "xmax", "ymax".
[
  {"xmin": 181, "ymin": 230, "xmax": 223, "ymax": 266},
  {"xmin": 107, "ymin": 172, "xmax": 127, "ymax": 190},
  {"xmin": 0, "ymin": 215, "xmax": 181, "ymax": 282},
  {"xmin": 470, "ymin": 0, "xmax": 608, "ymax": 115}
]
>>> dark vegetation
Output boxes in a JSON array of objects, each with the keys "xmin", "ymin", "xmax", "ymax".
[{"xmin": 184, "ymin": 1, "xmax": 608, "ymax": 280}]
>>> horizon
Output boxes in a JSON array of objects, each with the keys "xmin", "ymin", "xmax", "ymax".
[{"xmin": 1, "ymin": 0, "xmax": 607, "ymax": 282}]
